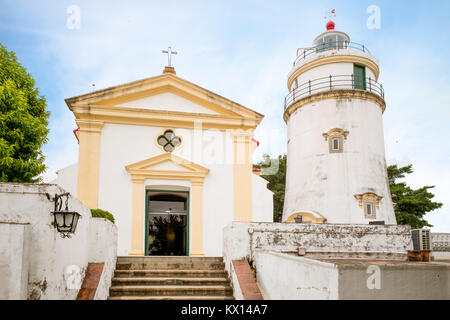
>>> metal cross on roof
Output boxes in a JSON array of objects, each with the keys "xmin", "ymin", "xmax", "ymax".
[{"xmin": 162, "ymin": 46, "xmax": 178, "ymax": 67}]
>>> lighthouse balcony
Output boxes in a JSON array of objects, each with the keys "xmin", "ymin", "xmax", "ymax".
[
  {"xmin": 293, "ymin": 41, "xmax": 372, "ymax": 67},
  {"xmin": 284, "ymin": 74, "xmax": 385, "ymax": 110}
]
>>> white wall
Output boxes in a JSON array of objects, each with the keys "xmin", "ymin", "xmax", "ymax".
[
  {"xmin": 292, "ymin": 62, "xmax": 377, "ymax": 92},
  {"xmin": 0, "ymin": 223, "xmax": 30, "ymax": 299},
  {"xmin": 88, "ymin": 218, "xmax": 118, "ymax": 300},
  {"xmin": 0, "ymin": 183, "xmax": 117, "ymax": 300},
  {"xmin": 116, "ymin": 92, "xmax": 219, "ymax": 114},
  {"xmin": 54, "ymin": 122, "xmax": 275, "ymax": 257},
  {"xmin": 51, "ymin": 163, "xmax": 78, "ymax": 197},
  {"xmin": 97, "ymin": 123, "xmax": 236, "ymax": 256},
  {"xmin": 252, "ymin": 174, "xmax": 273, "ymax": 222},
  {"xmin": 254, "ymin": 251, "xmax": 339, "ymax": 300},
  {"xmin": 289, "ymin": 48, "xmax": 379, "ymax": 91}
]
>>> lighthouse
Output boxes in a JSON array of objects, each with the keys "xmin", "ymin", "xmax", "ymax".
[{"xmin": 282, "ymin": 20, "xmax": 397, "ymax": 225}]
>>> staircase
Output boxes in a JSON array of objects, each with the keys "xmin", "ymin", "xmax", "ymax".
[{"xmin": 108, "ymin": 256, "xmax": 234, "ymax": 300}]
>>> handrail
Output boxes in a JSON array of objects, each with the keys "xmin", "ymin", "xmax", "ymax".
[
  {"xmin": 284, "ymin": 74, "xmax": 384, "ymax": 110},
  {"xmin": 293, "ymin": 41, "xmax": 370, "ymax": 67}
]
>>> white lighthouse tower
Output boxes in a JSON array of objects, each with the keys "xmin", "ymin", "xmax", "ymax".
[{"xmin": 282, "ymin": 20, "xmax": 397, "ymax": 225}]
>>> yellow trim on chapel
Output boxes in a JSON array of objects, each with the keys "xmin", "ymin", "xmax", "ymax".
[
  {"xmin": 75, "ymin": 119, "xmax": 104, "ymax": 209},
  {"xmin": 231, "ymin": 130, "xmax": 254, "ymax": 222},
  {"xmin": 126, "ymin": 153, "xmax": 210, "ymax": 257},
  {"xmin": 66, "ymin": 72, "xmax": 263, "ymax": 121}
]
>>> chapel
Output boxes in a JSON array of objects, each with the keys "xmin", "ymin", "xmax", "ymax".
[{"xmin": 54, "ymin": 65, "xmax": 274, "ymax": 257}]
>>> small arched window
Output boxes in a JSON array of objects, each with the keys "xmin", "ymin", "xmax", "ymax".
[
  {"xmin": 354, "ymin": 192, "xmax": 383, "ymax": 220},
  {"xmin": 322, "ymin": 128, "xmax": 349, "ymax": 154}
]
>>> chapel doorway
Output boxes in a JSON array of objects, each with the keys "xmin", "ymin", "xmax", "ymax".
[{"xmin": 146, "ymin": 191, "xmax": 189, "ymax": 256}]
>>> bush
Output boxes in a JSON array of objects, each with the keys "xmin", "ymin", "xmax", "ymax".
[{"xmin": 91, "ymin": 209, "xmax": 115, "ymax": 224}]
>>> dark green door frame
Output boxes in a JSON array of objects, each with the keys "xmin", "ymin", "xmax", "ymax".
[
  {"xmin": 354, "ymin": 64, "xmax": 366, "ymax": 90},
  {"xmin": 145, "ymin": 189, "xmax": 190, "ymax": 256}
]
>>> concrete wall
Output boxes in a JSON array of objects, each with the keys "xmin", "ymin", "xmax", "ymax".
[
  {"xmin": 223, "ymin": 222, "xmax": 412, "ymax": 263},
  {"xmin": 0, "ymin": 222, "xmax": 30, "ymax": 299},
  {"xmin": 337, "ymin": 261, "xmax": 450, "ymax": 300},
  {"xmin": 254, "ymin": 251, "xmax": 339, "ymax": 300},
  {"xmin": 88, "ymin": 218, "xmax": 118, "ymax": 300},
  {"xmin": 251, "ymin": 250, "xmax": 450, "ymax": 300},
  {"xmin": 0, "ymin": 183, "xmax": 117, "ymax": 300},
  {"xmin": 228, "ymin": 262, "xmax": 245, "ymax": 300}
]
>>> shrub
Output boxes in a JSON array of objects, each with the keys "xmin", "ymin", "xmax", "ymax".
[{"xmin": 91, "ymin": 209, "xmax": 115, "ymax": 224}]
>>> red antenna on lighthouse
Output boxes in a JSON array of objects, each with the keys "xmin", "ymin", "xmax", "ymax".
[{"xmin": 324, "ymin": 9, "xmax": 336, "ymax": 30}]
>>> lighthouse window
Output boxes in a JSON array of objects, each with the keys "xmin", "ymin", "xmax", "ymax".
[
  {"xmin": 367, "ymin": 204, "xmax": 373, "ymax": 216},
  {"xmin": 328, "ymin": 135, "xmax": 343, "ymax": 153},
  {"xmin": 364, "ymin": 201, "xmax": 376, "ymax": 219},
  {"xmin": 323, "ymin": 129, "xmax": 349, "ymax": 154},
  {"xmin": 332, "ymin": 138, "xmax": 340, "ymax": 150}
]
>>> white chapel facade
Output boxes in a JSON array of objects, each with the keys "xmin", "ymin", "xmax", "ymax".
[{"xmin": 54, "ymin": 66, "xmax": 274, "ymax": 257}]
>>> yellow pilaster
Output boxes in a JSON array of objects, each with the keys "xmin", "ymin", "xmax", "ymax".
[
  {"xmin": 130, "ymin": 177, "xmax": 145, "ymax": 256},
  {"xmin": 190, "ymin": 179, "xmax": 205, "ymax": 257},
  {"xmin": 76, "ymin": 119, "xmax": 104, "ymax": 209},
  {"xmin": 232, "ymin": 130, "xmax": 253, "ymax": 222}
]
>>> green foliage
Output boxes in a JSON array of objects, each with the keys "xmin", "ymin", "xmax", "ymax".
[
  {"xmin": 255, "ymin": 154, "xmax": 286, "ymax": 222},
  {"xmin": 91, "ymin": 209, "xmax": 115, "ymax": 224},
  {"xmin": 387, "ymin": 164, "xmax": 442, "ymax": 229},
  {"xmin": 0, "ymin": 43, "xmax": 50, "ymax": 182}
]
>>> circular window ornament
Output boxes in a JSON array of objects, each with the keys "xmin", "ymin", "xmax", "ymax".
[{"xmin": 157, "ymin": 129, "xmax": 182, "ymax": 153}]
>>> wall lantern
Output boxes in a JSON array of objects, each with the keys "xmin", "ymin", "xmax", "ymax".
[{"xmin": 51, "ymin": 192, "xmax": 81, "ymax": 238}]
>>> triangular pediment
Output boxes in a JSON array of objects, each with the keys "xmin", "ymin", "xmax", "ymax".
[
  {"xmin": 114, "ymin": 92, "xmax": 220, "ymax": 115},
  {"xmin": 125, "ymin": 153, "xmax": 209, "ymax": 182},
  {"xmin": 66, "ymin": 72, "xmax": 263, "ymax": 121}
]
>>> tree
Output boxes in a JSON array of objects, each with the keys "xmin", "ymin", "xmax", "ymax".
[
  {"xmin": 0, "ymin": 43, "xmax": 50, "ymax": 182},
  {"xmin": 387, "ymin": 164, "xmax": 442, "ymax": 229},
  {"xmin": 255, "ymin": 154, "xmax": 286, "ymax": 222}
]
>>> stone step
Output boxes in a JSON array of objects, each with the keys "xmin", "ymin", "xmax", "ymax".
[
  {"xmin": 108, "ymin": 295, "xmax": 235, "ymax": 301},
  {"xmin": 117, "ymin": 256, "xmax": 224, "ymax": 263},
  {"xmin": 112, "ymin": 277, "xmax": 229, "ymax": 286},
  {"xmin": 109, "ymin": 285, "xmax": 233, "ymax": 297},
  {"xmin": 116, "ymin": 262, "xmax": 226, "ymax": 271},
  {"xmin": 114, "ymin": 269, "xmax": 228, "ymax": 278}
]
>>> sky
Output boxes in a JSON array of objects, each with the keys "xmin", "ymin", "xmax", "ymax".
[{"xmin": 1, "ymin": 0, "xmax": 449, "ymax": 232}]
